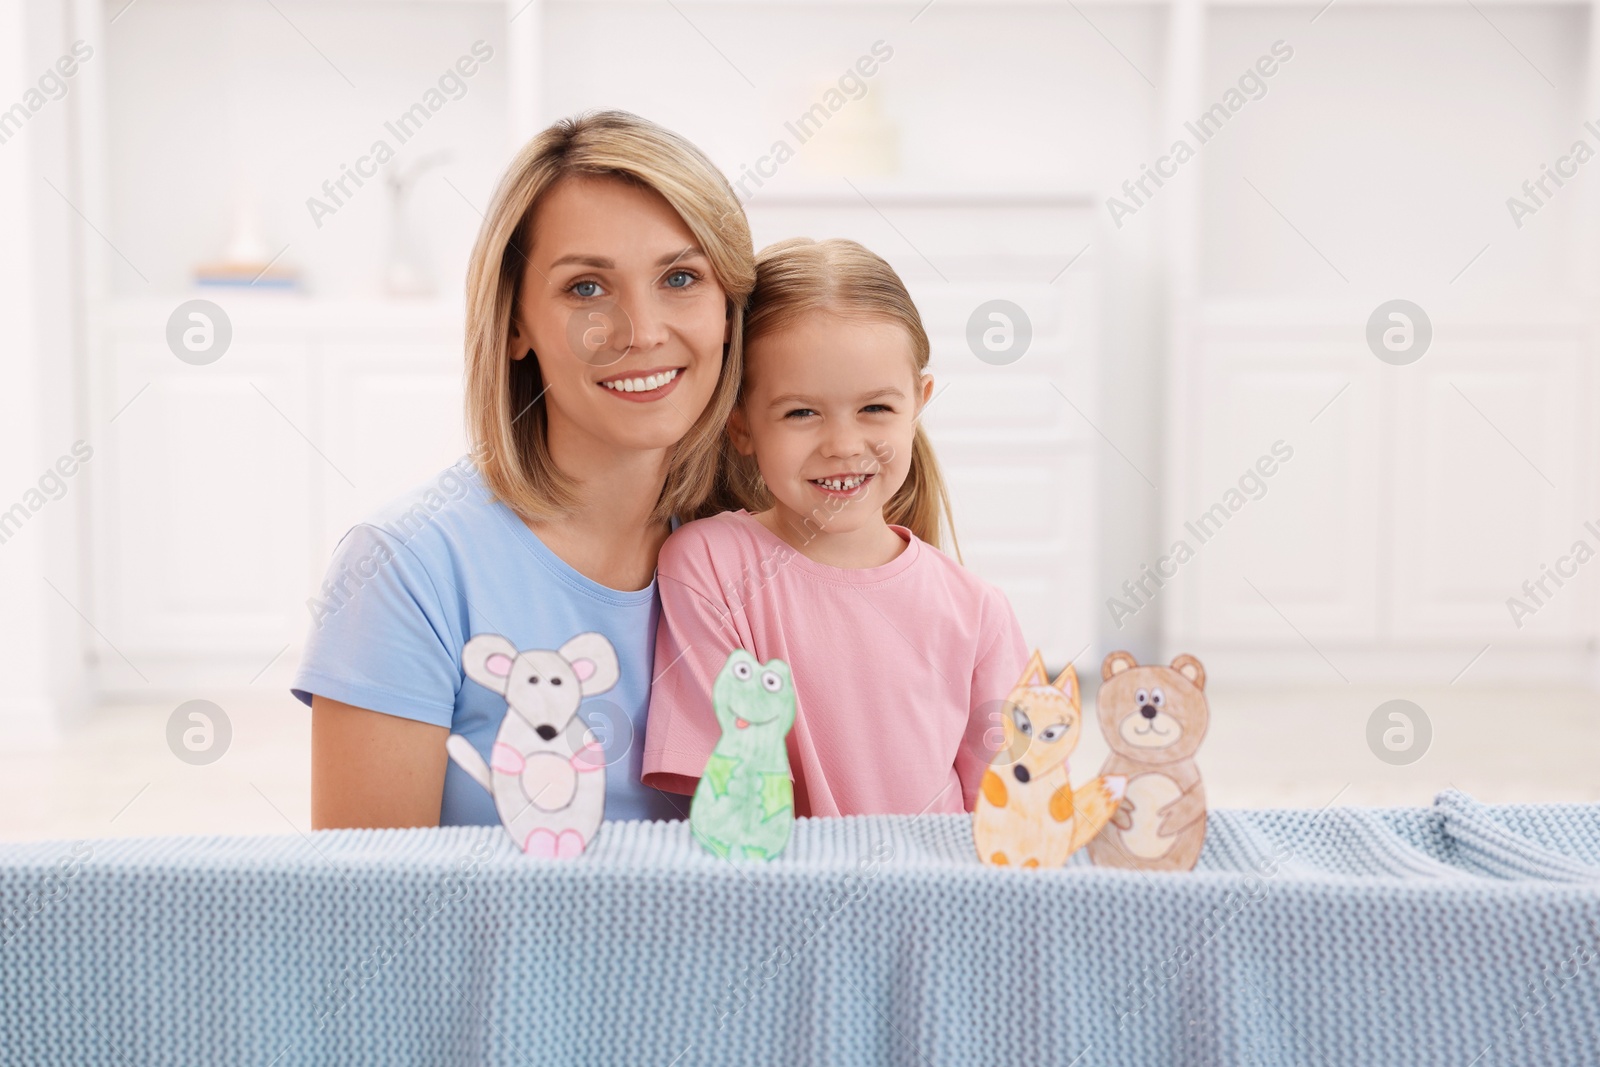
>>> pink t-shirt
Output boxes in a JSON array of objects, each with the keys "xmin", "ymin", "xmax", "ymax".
[{"xmin": 642, "ymin": 510, "xmax": 1028, "ymax": 817}]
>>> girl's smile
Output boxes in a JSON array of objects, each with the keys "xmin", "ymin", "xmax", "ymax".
[{"xmin": 808, "ymin": 471, "xmax": 874, "ymax": 498}]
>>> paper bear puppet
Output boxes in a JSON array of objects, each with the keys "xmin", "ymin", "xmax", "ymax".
[
  {"xmin": 446, "ymin": 632, "xmax": 619, "ymax": 858},
  {"xmin": 1087, "ymin": 651, "xmax": 1210, "ymax": 872},
  {"xmin": 689, "ymin": 649, "xmax": 796, "ymax": 861},
  {"xmin": 972, "ymin": 651, "xmax": 1127, "ymax": 869}
]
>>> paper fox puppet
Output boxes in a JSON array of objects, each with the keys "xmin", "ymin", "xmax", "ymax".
[{"xmin": 972, "ymin": 651, "xmax": 1127, "ymax": 869}]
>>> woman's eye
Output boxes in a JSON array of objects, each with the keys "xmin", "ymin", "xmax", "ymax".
[
  {"xmin": 569, "ymin": 280, "xmax": 602, "ymax": 299},
  {"xmin": 663, "ymin": 269, "xmax": 697, "ymax": 289}
]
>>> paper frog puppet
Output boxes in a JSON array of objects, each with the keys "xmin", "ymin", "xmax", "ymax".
[
  {"xmin": 972, "ymin": 651, "xmax": 1127, "ymax": 869},
  {"xmin": 689, "ymin": 650, "xmax": 797, "ymax": 861},
  {"xmin": 445, "ymin": 631, "xmax": 619, "ymax": 858}
]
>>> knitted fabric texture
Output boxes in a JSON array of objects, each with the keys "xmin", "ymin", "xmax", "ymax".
[{"xmin": 2, "ymin": 789, "xmax": 1598, "ymax": 1065}]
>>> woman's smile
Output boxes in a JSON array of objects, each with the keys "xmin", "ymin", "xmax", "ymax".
[{"xmin": 596, "ymin": 365, "xmax": 686, "ymax": 403}]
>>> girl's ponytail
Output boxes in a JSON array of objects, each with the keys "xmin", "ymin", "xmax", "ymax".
[{"xmin": 884, "ymin": 424, "xmax": 960, "ymax": 562}]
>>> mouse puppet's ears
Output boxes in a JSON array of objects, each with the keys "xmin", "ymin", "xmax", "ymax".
[{"xmin": 448, "ymin": 631, "xmax": 618, "ymax": 859}]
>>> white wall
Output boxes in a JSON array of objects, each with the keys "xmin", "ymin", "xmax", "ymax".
[
  {"xmin": 0, "ymin": 0, "xmax": 93, "ymax": 743},
  {"xmin": 101, "ymin": 0, "xmax": 512, "ymax": 298},
  {"xmin": 3, "ymin": 0, "xmax": 1598, "ymax": 737}
]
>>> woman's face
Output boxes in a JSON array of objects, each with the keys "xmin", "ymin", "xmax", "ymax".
[{"xmin": 511, "ymin": 175, "xmax": 730, "ymax": 458}]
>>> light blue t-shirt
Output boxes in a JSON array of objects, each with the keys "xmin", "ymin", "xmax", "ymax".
[{"xmin": 290, "ymin": 458, "xmax": 685, "ymax": 826}]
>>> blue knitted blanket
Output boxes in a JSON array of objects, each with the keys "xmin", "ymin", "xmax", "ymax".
[{"xmin": 3, "ymin": 789, "xmax": 1598, "ymax": 1066}]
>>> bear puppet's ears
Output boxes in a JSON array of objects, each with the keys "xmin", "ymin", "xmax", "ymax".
[
  {"xmin": 1170, "ymin": 653, "xmax": 1206, "ymax": 691},
  {"xmin": 1102, "ymin": 651, "xmax": 1138, "ymax": 681},
  {"xmin": 1101, "ymin": 650, "xmax": 1207, "ymax": 691}
]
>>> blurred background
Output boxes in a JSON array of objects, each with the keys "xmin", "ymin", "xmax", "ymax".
[{"xmin": 2, "ymin": 0, "xmax": 1596, "ymax": 840}]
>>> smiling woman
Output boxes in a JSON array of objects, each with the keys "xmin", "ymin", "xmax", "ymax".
[{"xmin": 292, "ymin": 111, "xmax": 755, "ymax": 830}]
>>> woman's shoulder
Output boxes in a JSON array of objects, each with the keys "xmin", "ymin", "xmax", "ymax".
[
  {"xmin": 314, "ymin": 459, "xmax": 511, "ymax": 598},
  {"xmin": 360, "ymin": 457, "xmax": 493, "ymax": 541}
]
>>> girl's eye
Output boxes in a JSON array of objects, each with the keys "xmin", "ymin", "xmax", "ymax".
[
  {"xmin": 784, "ymin": 408, "xmax": 817, "ymax": 419},
  {"xmin": 862, "ymin": 404, "xmax": 893, "ymax": 414},
  {"xmin": 568, "ymin": 280, "xmax": 602, "ymax": 299},
  {"xmin": 663, "ymin": 269, "xmax": 698, "ymax": 289}
]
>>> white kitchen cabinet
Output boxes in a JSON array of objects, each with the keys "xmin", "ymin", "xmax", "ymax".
[
  {"xmin": 1179, "ymin": 336, "xmax": 1382, "ymax": 647},
  {"xmin": 96, "ymin": 332, "xmax": 314, "ymax": 688},
  {"xmin": 1169, "ymin": 314, "xmax": 1595, "ymax": 681},
  {"xmin": 1390, "ymin": 335, "xmax": 1588, "ymax": 640},
  {"xmin": 93, "ymin": 299, "xmax": 466, "ymax": 694}
]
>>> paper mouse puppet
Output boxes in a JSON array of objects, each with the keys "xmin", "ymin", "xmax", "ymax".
[
  {"xmin": 447, "ymin": 631, "xmax": 619, "ymax": 858},
  {"xmin": 972, "ymin": 651, "xmax": 1127, "ymax": 869},
  {"xmin": 1087, "ymin": 651, "xmax": 1210, "ymax": 872},
  {"xmin": 689, "ymin": 649, "xmax": 796, "ymax": 861}
]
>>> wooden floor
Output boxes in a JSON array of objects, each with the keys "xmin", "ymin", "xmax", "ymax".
[{"xmin": 1, "ymin": 685, "xmax": 1596, "ymax": 843}]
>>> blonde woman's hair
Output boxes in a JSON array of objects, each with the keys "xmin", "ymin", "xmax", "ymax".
[
  {"xmin": 736, "ymin": 237, "xmax": 960, "ymax": 557},
  {"xmin": 464, "ymin": 110, "xmax": 755, "ymax": 525}
]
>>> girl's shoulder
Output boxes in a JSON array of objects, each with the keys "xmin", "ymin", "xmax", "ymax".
[
  {"xmin": 664, "ymin": 508, "xmax": 752, "ymax": 541},
  {"xmin": 903, "ymin": 535, "xmax": 1016, "ymax": 615},
  {"xmin": 658, "ymin": 510, "xmax": 767, "ymax": 576}
]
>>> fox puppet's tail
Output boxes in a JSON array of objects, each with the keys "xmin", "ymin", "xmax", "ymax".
[{"xmin": 1066, "ymin": 775, "xmax": 1128, "ymax": 852}]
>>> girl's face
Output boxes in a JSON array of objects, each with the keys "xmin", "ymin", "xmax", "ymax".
[
  {"xmin": 729, "ymin": 310, "xmax": 933, "ymax": 537},
  {"xmin": 511, "ymin": 175, "xmax": 730, "ymax": 457}
]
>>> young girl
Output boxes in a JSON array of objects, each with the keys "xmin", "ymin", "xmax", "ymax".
[{"xmin": 642, "ymin": 238, "xmax": 1028, "ymax": 818}]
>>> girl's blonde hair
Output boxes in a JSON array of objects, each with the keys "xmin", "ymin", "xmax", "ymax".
[
  {"xmin": 735, "ymin": 237, "xmax": 960, "ymax": 557},
  {"xmin": 464, "ymin": 110, "xmax": 755, "ymax": 525}
]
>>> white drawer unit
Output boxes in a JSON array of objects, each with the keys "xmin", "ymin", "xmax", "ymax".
[
  {"xmin": 1167, "ymin": 315, "xmax": 1596, "ymax": 684},
  {"xmin": 91, "ymin": 298, "xmax": 468, "ymax": 694}
]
